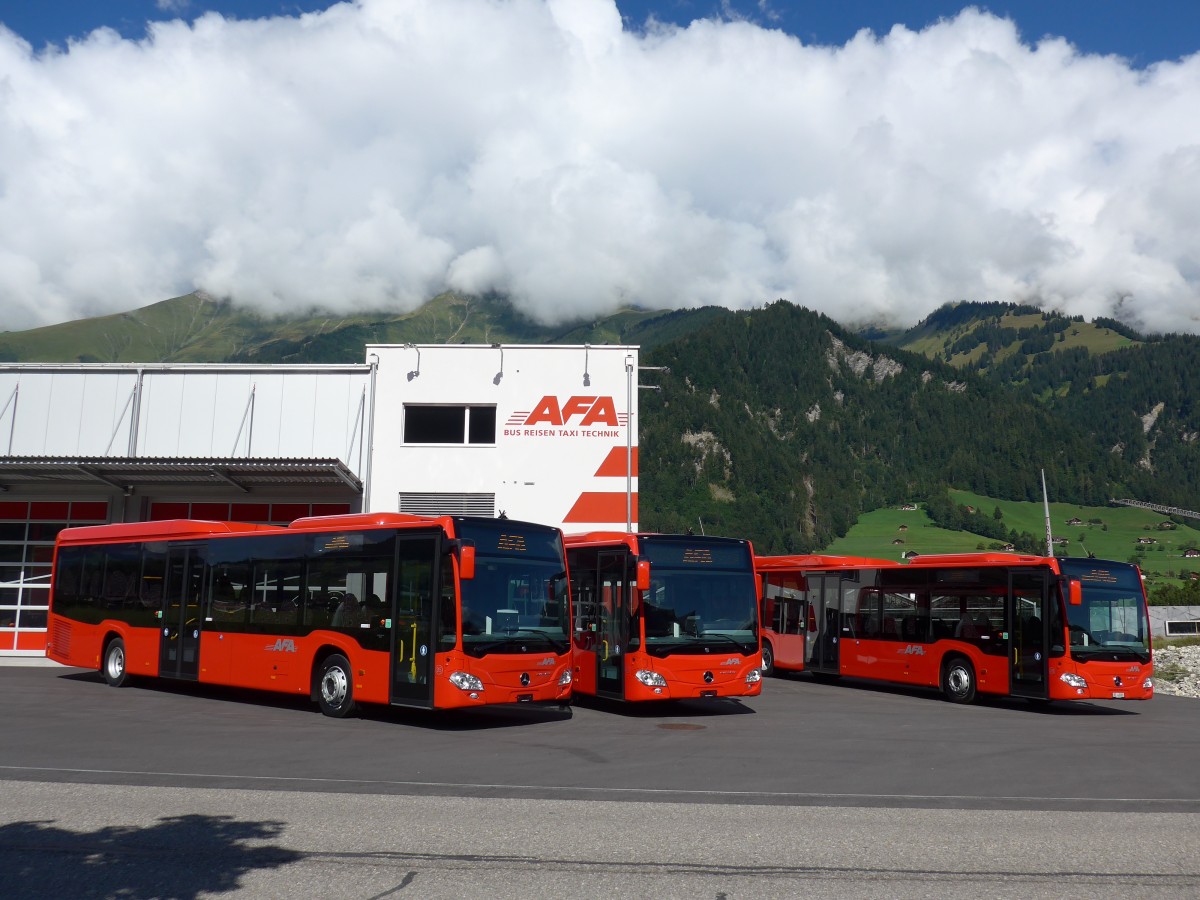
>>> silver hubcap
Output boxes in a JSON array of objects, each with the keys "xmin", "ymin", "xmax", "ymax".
[
  {"xmin": 106, "ymin": 646, "xmax": 124, "ymax": 680},
  {"xmin": 947, "ymin": 665, "xmax": 970, "ymax": 696},
  {"xmin": 321, "ymin": 666, "xmax": 348, "ymax": 707}
]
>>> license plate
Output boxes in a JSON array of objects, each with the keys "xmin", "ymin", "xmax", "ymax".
[{"xmin": 1112, "ymin": 691, "xmax": 1125, "ymax": 699}]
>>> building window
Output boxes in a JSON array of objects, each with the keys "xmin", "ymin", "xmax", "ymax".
[
  {"xmin": 1166, "ymin": 620, "xmax": 1200, "ymax": 636},
  {"xmin": 0, "ymin": 500, "xmax": 108, "ymax": 648},
  {"xmin": 404, "ymin": 405, "xmax": 496, "ymax": 445}
]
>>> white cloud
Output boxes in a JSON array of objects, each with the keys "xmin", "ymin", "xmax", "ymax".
[{"xmin": 0, "ymin": 1, "xmax": 1198, "ymax": 333}]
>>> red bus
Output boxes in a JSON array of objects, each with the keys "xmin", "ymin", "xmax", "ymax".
[
  {"xmin": 755, "ymin": 552, "xmax": 1154, "ymax": 704},
  {"xmin": 565, "ymin": 532, "xmax": 762, "ymax": 702},
  {"xmin": 47, "ymin": 513, "xmax": 573, "ymax": 716}
]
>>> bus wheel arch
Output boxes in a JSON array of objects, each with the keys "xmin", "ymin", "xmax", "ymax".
[
  {"xmin": 313, "ymin": 649, "xmax": 356, "ymax": 718},
  {"xmin": 761, "ymin": 640, "xmax": 775, "ymax": 677},
  {"xmin": 102, "ymin": 634, "xmax": 129, "ymax": 687},
  {"xmin": 940, "ymin": 654, "xmax": 976, "ymax": 704}
]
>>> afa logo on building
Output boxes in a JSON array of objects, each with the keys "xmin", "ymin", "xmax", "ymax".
[{"xmin": 504, "ymin": 396, "xmax": 626, "ymax": 436}]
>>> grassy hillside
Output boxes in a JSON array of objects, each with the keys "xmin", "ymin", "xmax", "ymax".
[
  {"xmin": 820, "ymin": 506, "xmax": 996, "ymax": 560},
  {"xmin": 892, "ymin": 306, "xmax": 1139, "ymax": 369},
  {"xmin": 0, "ymin": 291, "xmax": 717, "ymax": 364}
]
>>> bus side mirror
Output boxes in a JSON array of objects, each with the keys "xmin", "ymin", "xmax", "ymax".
[
  {"xmin": 459, "ymin": 545, "xmax": 476, "ymax": 581},
  {"xmin": 1068, "ymin": 579, "xmax": 1082, "ymax": 605},
  {"xmin": 636, "ymin": 559, "xmax": 651, "ymax": 593}
]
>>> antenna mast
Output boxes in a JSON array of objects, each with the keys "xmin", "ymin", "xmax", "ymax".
[{"xmin": 1042, "ymin": 469, "xmax": 1055, "ymax": 557}]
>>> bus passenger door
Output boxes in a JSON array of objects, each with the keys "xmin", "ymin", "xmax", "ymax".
[
  {"xmin": 390, "ymin": 536, "xmax": 438, "ymax": 708},
  {"xmin": 805, "ymin": 574, "xmax": 842, "ymax": 675},
  {"xmin": 1009, "ymin": 569, "xmax": 1049, "ymax": 698},
  {"xmin": 160, "ymin": 546, "xmax": 205, "ymax": 680},
  {"xmin": 596, "ymin": 551, "xmax": 628, "ymax": 698}
]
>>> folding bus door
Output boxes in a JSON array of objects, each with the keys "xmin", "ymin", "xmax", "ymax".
[
  {"xmin": 595, "ymin": 551, "xmax": 629, "ymax": 699},
  {"xmin": 159, "ymin": 545, "xmax": 205, "ymax": 680},
  {"xmin": 804, "ymin": 573, "xmax": 843, "ymax": 675},
  {"xmin": 1009, "ymin": 569, "xmax": 1049, "ymax": 699},
  {"xmin": 390, "ymin": 535, "xmax": 439, "ymax": 708}
]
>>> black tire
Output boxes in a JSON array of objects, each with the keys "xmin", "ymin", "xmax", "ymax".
[
  {"xmin": 761, "ymin": 641, "xmax": 775, "ymax": 677},
  {"xmin": 315, "ymin": 653, "xmax": 356, "ymax": 718},
  {"xmin": 102, "ymin": 638, "xmax": 129, "ymax": 687},
  {"xmin": 941, "ymin": 656, "xmax": 977, "ymax": 704}
]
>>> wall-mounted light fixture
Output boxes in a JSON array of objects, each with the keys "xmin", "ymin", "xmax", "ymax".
[
  {"xmin": 583, "ymin": 344, "xmax": 591, "ymax": 387},
  {"xmin": 405, "ymin": 343, "xmax": 421, "ymax": 381},
  {"xmin": 492, "ymin": 344, "xmax": 504, "ymax": 385}
]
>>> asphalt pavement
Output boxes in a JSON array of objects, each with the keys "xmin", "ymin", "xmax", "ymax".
[{"xmin": 2, "ymin": 665, "xmax": 1197, "ymax": 897}]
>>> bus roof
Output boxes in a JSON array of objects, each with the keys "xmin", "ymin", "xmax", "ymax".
[
  {"xmin": 899, "ymin": 551, "xmax": 1051, "ymax": 567},
  {"xmin": 755, "ymin": 553, "xmax": 896, "ymax": 570},
  {"xmin": 564, "ymin": 531, "xmax": 751, "ymax": 550},
  {"xmin": 287, "ymin": 512, "xmax": 449, "ymax": 532},
  {"xmin": 56, "ymin": 518, "xmax": 284, "ymax": 545}
]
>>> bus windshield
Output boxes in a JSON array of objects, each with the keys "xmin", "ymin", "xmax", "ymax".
[
  {"xmin": 1059, "ymin": 560, "xmax": 1151, "ymax": 664},
  {"xmin": 639, "ymin": 537, "xmax": 758, "ymax": 657},
  {"xmin": 455, "ymin": 520, "xmax": 570, "ymax": 658}
]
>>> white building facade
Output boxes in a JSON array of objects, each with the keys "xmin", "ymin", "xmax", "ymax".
[{"xmin": 0, "ymin": 344, "xmax": 639, "ymax": 656}]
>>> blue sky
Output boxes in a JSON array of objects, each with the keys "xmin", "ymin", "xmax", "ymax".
[
  {"xmin": 1, "ymin": 1, "xmax": 1198, "ymax": 333},
  {"xmin": 4, "ymin": 1, "xmax": 1197, "ymax": 66}
]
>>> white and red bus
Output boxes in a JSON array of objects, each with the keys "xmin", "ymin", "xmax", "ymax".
[
  {"xmin": 755, "ymin": 552, "xmax": 1154, "ymax": 704},
  {"xmin": 565, "ymin": 532, "xmax": 762, "ymax": 702},
  {"xmin": 47, "ymin": 513, "xmax": 573, "ymax": 716}
]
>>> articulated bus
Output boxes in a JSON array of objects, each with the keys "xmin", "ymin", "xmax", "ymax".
[
  {"xmin": 47, "ymin": 513, "xmax": 573, "ymax": 717},
  {"xmin": 565, "ymin": 532, "xmax": 762, "ymax": 702},
  {"xmin": 756, "ymin": 552, "xmax": 1153, "ymax": 704}
]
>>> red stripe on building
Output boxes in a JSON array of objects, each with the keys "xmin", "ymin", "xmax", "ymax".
[
  {"xmin": 563, "ymin": 492, "xmax": 638, "ymax": 524},
  {"xmin": 593, "ymin": 446, "xmax": 639, "ymax": 477}
]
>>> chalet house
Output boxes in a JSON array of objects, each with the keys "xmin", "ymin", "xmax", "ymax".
[
  {"xmin": 891, "ymin": 538, "xmax": 905, "ymax": 545},
  {"xmin": 1052, "ymin": 537, "xmax": 1069, "ymax": 546},
  {"xmin": 1183, "ymin": 548, "xmax": 1200, "ymax": 558},
  {"xmin": 1001, "ymin": 543, "xmax": 1015, "ymax": 552},
  {"xmin": 901, "ymin": 550, "xmax": 920, "ymax": 560},
  {"xmin": 1066, "ymin": 517, "xmax": 1083, "ymax": 526},
  {"xmin": 899, "ymin": 503, "xmax": 917, "ymax": 511},
  {"xmin": 1136, "ymin": 537, "xmax": 1157, "ymax": 545},
  {"xmin": 898, "ymin": 524, "xmax": 908, "ymax": 532},
  {"xmin": 1158, "ymin": 521, "xmax": 1178, "ymax": 530}
]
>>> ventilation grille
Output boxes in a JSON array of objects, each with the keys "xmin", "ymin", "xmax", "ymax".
[
  {"xmin": 399, "ymin": 492, "xmax": 496, "ymax": 517},
  {"xmin": 51, "ymin": 618, "xmax": 72, "ymax": 657}
]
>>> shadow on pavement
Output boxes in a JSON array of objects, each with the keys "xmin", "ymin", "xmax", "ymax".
[{"xmin": 0, "ymin": 814, "xmax": 302, "ymax": 900}]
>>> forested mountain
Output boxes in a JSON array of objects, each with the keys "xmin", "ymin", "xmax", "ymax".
[
  {"xmin": 5, "ymin": 293, "xmax": 1200, "ymax": 553},
  {"xmin": 637, "ymin": 301, "xmax": 1197, "ymax": 553}
]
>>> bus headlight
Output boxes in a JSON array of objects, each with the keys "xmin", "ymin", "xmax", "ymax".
[
  {"xmin": 1059, "ymin": 673, "xmax": 1087, "ymax": 689},
  {"xmin": 1143, "ymin": 678, "xmax": 1154, "ymax": 690},
  {"xmin": 745, "ymin": 669, "xmax": 762, "ymax": 685},
  {"xmin": 635, "ymin": 669, "xmax": 667, "ymax": 687},
  {"xmin": 558, "ymin": 670, "xmax": 573, "ymax": 686},
  {"xmin": 449, "ymin": 671, "xmax": 484, "ymax": 692}
]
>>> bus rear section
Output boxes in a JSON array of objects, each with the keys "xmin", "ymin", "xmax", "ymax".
[
  {"xmin": 47, "ymin": 513, "xmax": 572, "ymax": 717},
  {"xmin": 755, "ymin": 554, "xmax": 896, "ymax": 676},
  {"xmin": 754, "ymin": 552, "xmax": 1152, "ymax": 704},
  {"xmin": 566, "ymin": 532, "xmax": 762, "ymax": 702}
]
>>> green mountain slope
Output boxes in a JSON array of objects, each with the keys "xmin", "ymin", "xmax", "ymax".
[{"xmin": 0, "ymin": 291, "xmax": 720, "ymax": 364}]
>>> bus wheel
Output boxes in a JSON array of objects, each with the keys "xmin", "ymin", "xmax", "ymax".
[
  {"xmin": 941, "ymin": 657, "xmax": 976, "ymax": 704},
  {"xmin": 761, "ymin": 642, "xmax": 775, "ymax": 677},
  {"xmin": 103, "ymin": 638, "xmax": 129, "ymax": 687},
  {"xmin": 316, "ymin": 654, "xmax": 356, "ymax": 718}
]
